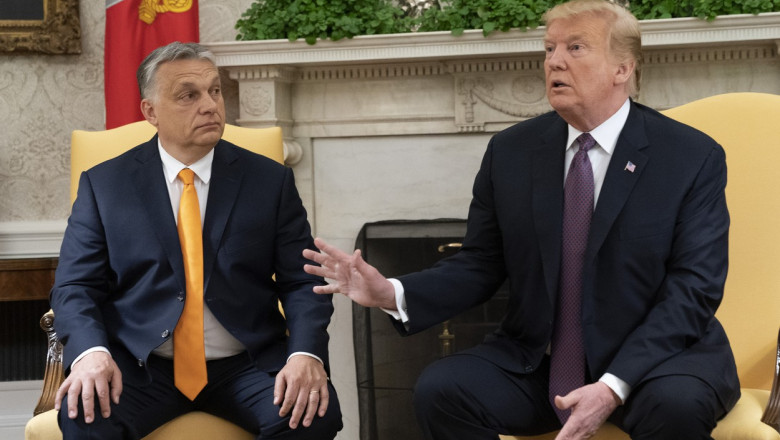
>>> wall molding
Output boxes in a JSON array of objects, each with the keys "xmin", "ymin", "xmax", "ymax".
[{"xmin": 0, "ymin": 221, "xmax": 65, "ymax": 259}]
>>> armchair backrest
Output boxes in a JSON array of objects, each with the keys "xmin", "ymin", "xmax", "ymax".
[
  {"xmin": 70, "ymin": 120, "xmax": 284, "ymax": 204},
  {"xmin": 661, "ymin": 92, "xmax": 780, "ymax": 390}
]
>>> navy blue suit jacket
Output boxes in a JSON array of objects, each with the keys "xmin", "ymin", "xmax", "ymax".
[
  {"xmin": 51, "ymin": 137, "xmax": 333, "ymax": 385},
  {"xmin": 397, "ymin": 101, "xmax": 740, "ymax": 411}
]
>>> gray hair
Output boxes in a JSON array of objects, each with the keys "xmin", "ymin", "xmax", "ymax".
[{"xmin": 137, "ymin": 41, "xmax": 217, "ymax": 101}]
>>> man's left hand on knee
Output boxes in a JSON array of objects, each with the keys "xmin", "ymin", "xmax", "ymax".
[
  {"xmin": 554, "ymin": 382, "xmax": 619, "ymax": 440},
  {"xmin": 273, "ymin": 355, "xmax": 330, "ymax": 429}
]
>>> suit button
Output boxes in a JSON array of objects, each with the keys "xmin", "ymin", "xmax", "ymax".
[
  {"xmin": 161, "ymin": 329, "xmax": 170, "ymax": 338},
  {"xmin": 137, "ymin": 359, "xmax": 144, "ymax": 367}
]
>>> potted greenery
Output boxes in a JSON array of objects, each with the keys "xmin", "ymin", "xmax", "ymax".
[{"xmin": 235, "ymin": 0, "xmax": 780, "ymax": 45}]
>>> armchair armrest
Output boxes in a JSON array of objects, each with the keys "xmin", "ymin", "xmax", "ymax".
[
  {"xmin": 33, "ymin": 310, "xmax": 64, "ymax": 416},
  {"xmin": 762, "ymin": 327, "xmax": 780, "ymax": 433}
]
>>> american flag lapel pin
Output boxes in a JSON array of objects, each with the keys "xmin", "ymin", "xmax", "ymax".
[{"xmin": 624, "ymin": 161, "xmax": 636, "ymax": 173}]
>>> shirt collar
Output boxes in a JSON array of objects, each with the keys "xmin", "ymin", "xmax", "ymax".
[
  {"xmin": 158, "ymin": 138, "xmax": 214, "ymax": 185},
  {"xmin": 566, "ymin": 99, "xmax": 631, "ymax": 155}
]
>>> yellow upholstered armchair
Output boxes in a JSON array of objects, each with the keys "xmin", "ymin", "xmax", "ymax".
[
  {"xmin": 502, "ymin": 93, "xmax": 780, "ymax": 440},
  {"xmin": 25, "ymin": 120, "xmax": 283, "ymax": 440}
]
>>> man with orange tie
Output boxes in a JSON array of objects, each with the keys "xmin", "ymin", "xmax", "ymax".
[{"xmin": 50, "ymin": 42, "xmax": 342, "ymax": 439}]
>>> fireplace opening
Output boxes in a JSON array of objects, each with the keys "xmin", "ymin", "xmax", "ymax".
[
  {"xmin": 352, "ymin": 219, "xmax": 509, "ymax": 440},
  {"xmin": 0, "ymin": 299, "xmax": 49, "ymax": 381}
]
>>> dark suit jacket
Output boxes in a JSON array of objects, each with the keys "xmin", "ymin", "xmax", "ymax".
[
  {"xmin": 51, "ymin": 137, "xmax": 333, "ymax": 385},
  {"xmin": 397, "ymin": 101, "xmax": 740, "ymax": 411}
]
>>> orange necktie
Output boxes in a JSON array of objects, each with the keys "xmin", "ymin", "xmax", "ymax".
[{"xmin": 173, "ymin": 168, "xmax": 207, "ymax": 400}]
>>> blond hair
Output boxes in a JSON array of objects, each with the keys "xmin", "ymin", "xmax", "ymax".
[{"xmin": 543, "ymin": 0, "xmax": 642, "ymax": 98}]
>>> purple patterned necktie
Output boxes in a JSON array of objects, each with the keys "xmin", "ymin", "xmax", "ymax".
[{"xmin": 549, "ymin": 132, "xmax": 596, "ymax": 424}]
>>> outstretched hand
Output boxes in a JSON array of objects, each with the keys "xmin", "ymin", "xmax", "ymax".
[{"xmin": 303, "ymin": 237, "xmax": 397, "ymax": 310}]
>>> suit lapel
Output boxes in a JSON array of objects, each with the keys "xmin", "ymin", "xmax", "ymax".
[
  {"xmin": 130, "ymin": 138, "xmax": 186, "ymax": 290},
  {"xmin": 202, "ymin": 141, "xmax": 242, "ymax": 292},
  {"xmin": 533, "ymin": 118, "xmax": 567, "ymax": 304},
  {"xmin": 585, "ymin": 103, "xmax": 649, "ymax": 261}
]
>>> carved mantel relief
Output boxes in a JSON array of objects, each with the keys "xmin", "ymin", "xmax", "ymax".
[
  {"xmin": 228, "ymin": 65, "xmax": 304, "ymax": 164},
  {"xmin": 453, "ymin": 64, "xmax": 550, "ymax": 132}
]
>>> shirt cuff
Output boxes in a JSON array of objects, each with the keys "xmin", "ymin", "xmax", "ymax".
[
  {"xmin": 287, "ymin": 352, "xmax": 324, "ymax": 365},
  {"xmin": 599, "ymin": 373, "xmax": 631, "ymax": 404},
  {"xmin": 72, "ymin": 346, "xmax": 110, "ymax": 370},
  {"xmin": 381, "ymin": 278, "xmax": 409, "ymax": 323}
]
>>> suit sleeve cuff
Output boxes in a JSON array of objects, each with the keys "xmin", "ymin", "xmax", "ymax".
[
  {"xmin": 287, "ymin": 352, "xmax": 324, "ymax": 365},
  {"xmin": 381, "ymin": 278, "xmax": 409, "ymax": 323},
  {"xmin": 599, "ymin": 373, "xmax": 631, "ymax": 404},
  {"xmin": 71, "ymin": 346, "xmax": 110, "ymax": 370}
]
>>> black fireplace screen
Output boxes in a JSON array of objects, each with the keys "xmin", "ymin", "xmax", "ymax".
[
  {"xmin": 0, "ymin": 299, "xmax": 49, "ymax": 381},
  {"xmin": 352, "ymin": 219, "xmax": 509, "ymax": 440}
]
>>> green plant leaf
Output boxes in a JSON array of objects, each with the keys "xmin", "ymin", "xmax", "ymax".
[{"xmin": 235, "ymin": 0, "xmax": 780, "ymax": 44}]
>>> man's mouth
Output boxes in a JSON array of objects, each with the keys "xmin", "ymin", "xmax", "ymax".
[{"xmin": 552, "ymin": 81, "xmax": 568, "ymax": 88}]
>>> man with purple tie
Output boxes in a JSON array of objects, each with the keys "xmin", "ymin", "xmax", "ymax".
[{"xmin": 304, "ymin": 0, "xmax": 739, "ymax": 439}]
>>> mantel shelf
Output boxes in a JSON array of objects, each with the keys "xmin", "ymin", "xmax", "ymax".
[{"xmin": 206, "ymin": 12, "xmax": 780, "ymax": 68}]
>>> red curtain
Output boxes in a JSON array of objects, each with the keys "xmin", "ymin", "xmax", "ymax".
[{"xmin": 104, "ymin": 0, "xmax": 199, "ymax": 129}]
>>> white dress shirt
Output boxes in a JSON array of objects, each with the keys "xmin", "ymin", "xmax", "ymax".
[{"xmin": 386, "ymin": 99, "xmax": 632, "ymax": 403}]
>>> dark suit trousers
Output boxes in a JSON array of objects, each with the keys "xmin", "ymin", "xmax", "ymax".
[
  {"xmin": 413, "ymin": 353, "xmax": 725, "ymax": 440},
  {"xmin": 57, "ymin": 353, "xmax": 342, "ymax": 440}
]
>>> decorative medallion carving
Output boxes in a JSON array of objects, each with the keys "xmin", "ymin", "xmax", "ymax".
[
  {"xmin": 240, "ymin": 85, "xmax": 272, "ymax": 117},
  {"xmin": 512, "ymin": 75, "xmax": 547, "ymax": 104}
]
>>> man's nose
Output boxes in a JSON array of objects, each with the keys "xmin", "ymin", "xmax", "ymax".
[
  {"xmin": 199, "ymin": 93, "xmax": 218, "ymax": 113},
  {"xmin": 546, "ymin": 47, "xmax": 566, "ymax": 69}
]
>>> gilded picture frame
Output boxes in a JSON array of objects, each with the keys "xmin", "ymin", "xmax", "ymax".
[{"xmin": 0, "ymin": 0, "xmax": 81, "ymax": 54}]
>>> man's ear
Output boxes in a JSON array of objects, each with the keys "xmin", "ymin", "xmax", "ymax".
[
  {"xmin": 140, "ymin": 99, "xmax": 159, "ymax": 127},
  {"xmin": 614, "ymin": 60, "xmax": 635, "ymax": 87}
]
